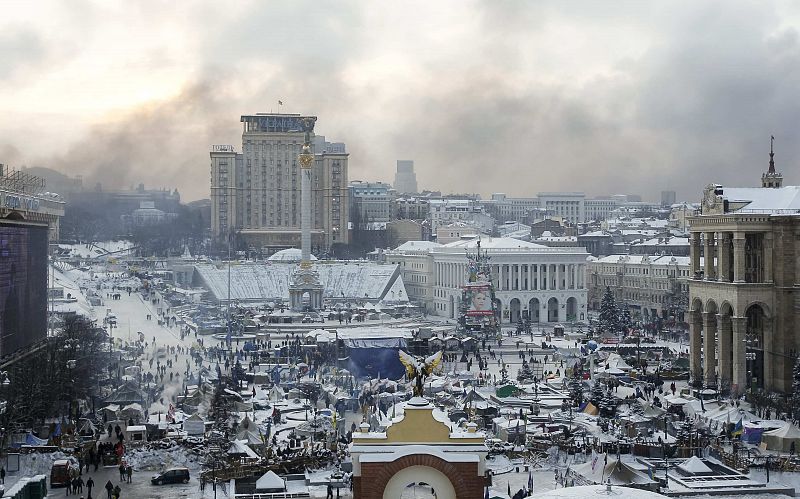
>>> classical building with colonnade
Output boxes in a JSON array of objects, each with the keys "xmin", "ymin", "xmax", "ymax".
[
  {"xmin": 386, "ymin": 236, "xmax": 589, "ymax": 324},
  {"xmin": 689, "ymin": 148, "xmax": 799, "ymax": 394}
]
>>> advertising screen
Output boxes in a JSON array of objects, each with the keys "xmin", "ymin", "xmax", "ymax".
[
  {"xmin": 0, "ymin": 220, "xmax": 48, "ymax": 357},
  {"xmin": 464, "ymin": 284, "xmax": 493, "ymax": 316}
]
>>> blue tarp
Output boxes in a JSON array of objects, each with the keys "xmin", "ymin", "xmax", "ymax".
[
  {"xmin": 25, "ymin": 433, "xmax": 47, "ymax": 446},
  {"xmin": 743, "ymin": 425, "xmax": 764, "ymax": 444},
  {"xmin": 347, "ymin": 347, "xmax": 405, "ymax": 380},
  {"xmin": 343, "ymin": 337, "xmax": 407, "ymax": 380}
]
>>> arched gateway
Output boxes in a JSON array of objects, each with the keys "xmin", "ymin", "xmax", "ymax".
[{"xmin": 349, "ymin": 397, "xmax": 488, "ymax": 499}]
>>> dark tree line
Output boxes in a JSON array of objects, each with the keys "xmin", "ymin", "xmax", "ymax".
[
  {"xmin": 0, "ymin": 315, "xmax": 110, "ymax": 434},
  {"xmin": 61, "ymin": 199, "xmax": 206, "ymax": 257}
]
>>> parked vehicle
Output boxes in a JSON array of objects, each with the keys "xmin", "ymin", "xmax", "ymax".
[
  {"xmin": 50, "ymin": 460, "xmax": 72, "ymax": 487},
  {"xmin": 151, "ymin": 467, "xmax": 190, "ymax": 485}
]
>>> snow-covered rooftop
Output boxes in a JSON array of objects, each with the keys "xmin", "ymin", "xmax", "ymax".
[
  {"xmin": 194, "ymin": 261, "xmax": 407, "ymax": 302},
  {"xmin": 632, "ymin": 236, "xmax": 689, "ymax": 247},
  {"xmin": 592, "ymin": 254, "xmax": 692, "ymax": 266},
  {"xmin": 721, "ymin": 185, "xmax": 800, "ymax": 212},
  {"xmin": 442, "ymin": 236, "xmax": 547, "ymax": 250},
  {"xmin": 393, "ymin": 240, "xmax": 442, "ymax": 251}
]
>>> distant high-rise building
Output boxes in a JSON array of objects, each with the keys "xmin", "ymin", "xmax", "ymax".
[
  {"xmin": 210, "ymin": 113, "xmax": 349, "ymax": 251},
  {"xmin": 394, "ymin": 160, "xmax": 418, "ymax": 194},
  {"xmin": 537, "ymin": 192, "xmax": 586, "ymax": 224},
  {"xmin": 349, "ymin": 181, "xmax": 392, "ymax": 224},
  {"xmin": 661, "ymin": 190, "xmax": 677, "ymax": 207}
]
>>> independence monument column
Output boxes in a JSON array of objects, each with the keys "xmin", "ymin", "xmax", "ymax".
[{"xmin": 289, "ymin": 116, "xmax": 324, "ymax": 311}]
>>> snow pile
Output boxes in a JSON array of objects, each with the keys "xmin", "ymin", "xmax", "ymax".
[
  {"xmin": 19, "ymin": 451, "xmax": 74, "ymax": 477},
  {"xmin": 125, "ymin": 442, "xmax": 205, "ymax": 472}
]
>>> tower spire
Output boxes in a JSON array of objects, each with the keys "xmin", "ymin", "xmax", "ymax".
[
  {"xmin": 769, "ymin": 135, "xmax": 775, "ymax": 174},
  {"xmin": 762, "ymin": 134, "xmax": 783, "ymax": 188}
]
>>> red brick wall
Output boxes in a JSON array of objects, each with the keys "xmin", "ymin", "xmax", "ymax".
[{"xmin": 353, "ymin": 453, "xmax": 486, "ymax": 499}]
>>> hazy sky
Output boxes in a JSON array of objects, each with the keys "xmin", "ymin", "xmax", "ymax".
[{"xmin": 3, "ymin": 0, "xmax": 800, "ymax": 202}]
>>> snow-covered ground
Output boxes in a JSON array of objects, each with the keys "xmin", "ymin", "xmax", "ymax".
[{"xmin": 21, "ymin": 256, "xmax": 799, "ymax": 498}]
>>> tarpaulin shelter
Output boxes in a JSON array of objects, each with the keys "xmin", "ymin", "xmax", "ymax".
[
  {"xmin": 762, "ymin": 423, "xmax": 800, "ymax": 452},
  {"xmin": 742, "ymin": 422, "xmax": 764, "ymax": 445},
  {"xmin": 583, "ymin": 402, "xmax": 599, "ymax": 416},
  {"xmin": 25, "ymin": 433, "xmax": 47, "ymax": 446},
  {"xmin": 104, "ymin": 382, "xmax": 144, "ymax": 405},
  {"xmin": 183, "ymin": 413, "xmax": 205, "ymax": 436},
  {"xmin": 345, "ymin": 337, "xmax": 407, "ymax": 379}
]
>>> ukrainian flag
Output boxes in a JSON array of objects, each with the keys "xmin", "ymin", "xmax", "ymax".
[{"xmin": 732, "ymin": 419, "xmax": 743, "ymax": 438}]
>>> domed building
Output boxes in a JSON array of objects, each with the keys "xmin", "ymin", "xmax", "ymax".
[{"xmin": 267, "ymin": 248, "xmax": 317, "ymax": 263}]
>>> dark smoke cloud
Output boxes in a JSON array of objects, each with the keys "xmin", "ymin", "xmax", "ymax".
[
  {"xmin": 7, "ymin": 0, "xmax": 800, "ymax": 203},
  {"xmin": 41, "ymin": 82, "xmax": 238, "ymax": 195}
]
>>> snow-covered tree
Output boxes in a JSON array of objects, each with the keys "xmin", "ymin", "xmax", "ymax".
[
  {"xmin": 620, "ymin": 306, "xmax": 633, "ymax": 333},
  {"xmin": 599, "ymin": 391, "xmax": 618, "ymax": 417},
  {"xmin": 598, "ymin": 287, "xmax": 619, "ymax": 334},
  {"xmin": 628, "ymin": 399, "xmax": 645, "ymax": 416},
  {"xmin": 792, "ymin": 356, "xmax": 800, "ymax": 422},
  {"xmin": 676, "ymin": 419, "xmax": 694, "ymax": 445},
  {"xmin": 500, "ymin": 363, "xmax": 509, "ymax": 384},
  {"xmin": 590, "ymin": 380, "xmax": 605, "ymax": 407},
  {"xmin": 568, "ymin": 379, "xmax": 584, "ymax": 407},
  {"xmin": 517, "ymin": 360, "xmax": 534, "ymax": 383}
]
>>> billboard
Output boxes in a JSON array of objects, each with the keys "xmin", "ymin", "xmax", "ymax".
[
  {"xmin": 464, "ymin": 284, "xmax": 493, "ymax": 316},
  {"xmin": 0, "ymin": 220, "xmax": 48, "ymax": 357}
]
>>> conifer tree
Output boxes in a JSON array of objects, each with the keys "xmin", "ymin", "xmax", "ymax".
[
  {"xmin": 598, "ymin": 286, "xmax": 619, "ymax": 334},
  {"xmin": 792, "ymin": 356, "xmax": 800, "ymax": 422}
]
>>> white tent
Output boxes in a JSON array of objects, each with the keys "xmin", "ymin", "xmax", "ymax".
[
  {"xmin": 255, "ymin": 470, "xmax": 286, "ymax": 492},
  {"xmin": 183, "ymin": 413, "xmax": 205, "ymax": 436},
  {"xmin": 604, "ymin": 353, "xmax": 633, "ymax": 371},
  {"xmin": 269, "ymin": 386, "xmax": 284, "ymax": 402},
  {"xmin": 762, "ymin": 423, "xmax": 800, "ymax": 452},
  {"xmin": 228, "ymin": 440, "xmax": 259, "ymax": 460},
  {"xmin": 701, "ymin": 405, "xmax": 758, "ymax": 425},
  {"xmin": 664, "ymin": 397, "xmax": 690, "ymax": 407}
]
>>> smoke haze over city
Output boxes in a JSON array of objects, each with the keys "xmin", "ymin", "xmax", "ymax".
[{"xmin": 3, "ymin": 0, "xmax": 800, "ymax": 201}]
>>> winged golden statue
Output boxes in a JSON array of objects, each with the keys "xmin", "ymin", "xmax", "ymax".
[{"xmin": 398, "ymin": 350, "xmax": 443, "ymax": 397}]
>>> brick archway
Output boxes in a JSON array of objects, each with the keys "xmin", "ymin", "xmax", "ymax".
[{"xmin": 355, "ymin": 453, "xmax": 484, "ymax": 499}]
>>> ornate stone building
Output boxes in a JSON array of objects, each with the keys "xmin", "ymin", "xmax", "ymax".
[
  {"xmin": 587, "ymin": 254, "xmax": 691, "ymax": 323},
  {"xmin": 688, "ymin": 143, "xmax": 800, "ymax": 394},
  {"xmin": 386, "ymin": 236, "xmax": 589, "ymax": 323}
]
